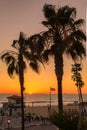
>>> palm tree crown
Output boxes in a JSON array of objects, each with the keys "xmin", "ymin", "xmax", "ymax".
[
  {"xmin": 42, "ymin": 4, "xmax": 86, "ymax": 59},
  {"xmin": 71, "ymin": 63, "xmax": 84, "ymax": 88},
  {"xmin": 1, "ymin": 32, "xmax": 40, "ymax": 78}
]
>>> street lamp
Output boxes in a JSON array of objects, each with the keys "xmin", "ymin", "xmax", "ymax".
[{"xmin": 7, "ymin": 119, "xmax": 11, "ymax": 130}]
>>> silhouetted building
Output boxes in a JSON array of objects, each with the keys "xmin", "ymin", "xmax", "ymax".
[{"xmin": 7, "ymin": 95, "xmax": 22, "ymax": 116}]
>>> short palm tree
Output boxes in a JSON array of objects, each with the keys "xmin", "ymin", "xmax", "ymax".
[
  {"xmin": 1, "ymin": 32, "xmax": 41, "ymax": 130},
  {"xmin": 39, "ymin": 4, "xmax": 86, "ymax": 113}
]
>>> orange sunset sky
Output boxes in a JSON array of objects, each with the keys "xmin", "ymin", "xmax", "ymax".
[{"xmin": 0, "ymin": 0, "xmax": 87, "ymax": 94}]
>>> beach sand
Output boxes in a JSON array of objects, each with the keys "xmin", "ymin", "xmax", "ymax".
[{"xmin": 25, "ymin": 104, "xmax": 79, "ymax": 117}]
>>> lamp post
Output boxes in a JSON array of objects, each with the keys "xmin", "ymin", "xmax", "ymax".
[{"xmin": 7, "ymin": 119, "xmax": 11, "ymax": 130}]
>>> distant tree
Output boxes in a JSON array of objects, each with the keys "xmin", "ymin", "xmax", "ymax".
[
  {"xmin": 0, "ymin": 32, "xmax": 41, "ymax": 130},
  {"xmin": 38, "ymin": 4, "xmax": 86, "ymax": 113},
  {"xmin": 71, "ymin": 63, "xmax": 84, "ymax": 112}
]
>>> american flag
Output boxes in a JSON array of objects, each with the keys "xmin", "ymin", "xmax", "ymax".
[{"xmin": 50, "ymin": 87, "xmax": 55, "ymax": 91}]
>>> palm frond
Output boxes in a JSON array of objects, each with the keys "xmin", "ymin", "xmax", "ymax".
[
  {"xmin": 7, "ymin": 62, "xmax": 16, "ymax": 78},
  {"xmin": 65, "ymin": 7, "xmax": 76, "ymax": 19},
  {"xmin": 1, "ymin": 52, "xmax": 9, "ymax": 61},
  {"xmin": 42, "ymin": 21, "xmax": 50, "ymax": 28},
  {"xmin": 16, "ymin": 32, "xmax": 26, "ymax": 49},
  {"xmin": 42, "ymin": 49, "xmax": 52, "ymax": 62},
  {"xmin": 29, "ymin": 61, "xmax": 40, "ymax": 73},
  {"xmin": 43, "ymin": 4, "xmax": 56, "ymax": 20},
  {"xmin": 12, "ymin": 40, "xmax": 18, "ymax": 49},
  {"xmin": 57, "ymin": 6, "xmax": 76, "ymax": 25},
  {"xmin": 71, "ymin": 75, "xmax": 76, "ymax": 81},
  {"xmin": 72, "ymin": 41, "xmax": 85, "ymax": 58},
  {"xmin": 72, "ymin": 30, "xmax": 86, "ymax": 41},
  {"xmin": 1, "ymin": 52, "xmax": 15, "ymax": 65},
  {"xmin": 74, "ymin": 19, "xmax": 84, "ymax": 26},
  {"xmin": 57, "ymin": 6, "xmax": 69, "ymax": 17},
  {"xmin": 27, "ymin": 33, "xmax": 45, "ymax": 55}
]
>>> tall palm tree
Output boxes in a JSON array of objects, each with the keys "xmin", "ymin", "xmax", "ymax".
[
  {"xmin": 1, "ymin": 32, "xmax": 41, "ymax": 130},
  {"xmin": 38, "ymin": 4, "xmax": 86, "ymax": 113},
  {"xmin": 71, "ymin": 63, "xmax": 84, "ymax": 112},
  {"xmin": 71, "ymin": 63, "xmax": 85, "ymax": 129}
]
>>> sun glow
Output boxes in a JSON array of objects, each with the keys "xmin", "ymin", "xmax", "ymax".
[{"xmin": 27, "ymin": 92, "xmax": 32, "ymax": 95}]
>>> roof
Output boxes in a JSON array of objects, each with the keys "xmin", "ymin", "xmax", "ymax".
[{"xmin": 7, "ymin": 95, "xmax": 21, "ymax": 99}]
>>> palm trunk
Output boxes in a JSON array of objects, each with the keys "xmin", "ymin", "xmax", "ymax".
[
  {"xmin": 55, "ymin": 55, "xmax": 63, "ymax": 113},
  {"xmin": 78, "ymin": 87, "xmax": 84, "ymax": 129},
  {"xmin": 77, "ymin": 86, "xmax": 84, "ymax": 113},
  {"xmin": 20, "ymin": 83, "xmax": 24, "ymax": 130},
  {"xmin": 79, "ymin": 87, "xmax": 84, "ymax": 113},
  {"xmin": 19, "ymin": 53, "xmax": 25, "ymax": 130},
  {"xmin": 57, "ymin": 77, "xmax": 63, "ymax": 113}
]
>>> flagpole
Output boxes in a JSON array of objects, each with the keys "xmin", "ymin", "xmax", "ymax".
[
  {"xmin": 50, "ymin": 87, "xmax": 51, "ymax": 111},
  {"xmin": 49, "ymin": 87, "xmax": 55, "ymax": 116}
]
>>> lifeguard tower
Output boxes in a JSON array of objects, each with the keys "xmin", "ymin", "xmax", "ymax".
[{"xmin": 7, "ymin": 95, "xmax": 22, "ymax": 116}]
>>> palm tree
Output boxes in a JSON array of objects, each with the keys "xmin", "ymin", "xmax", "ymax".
[
  {"xmin": 1, "ymin": 32, "xmax": 41, "ymax": 130},
  {"xmin": 39, "ymin": 4, "xmax": 86, "ymax": 113},
  {"xmin": 71, "ymin": 63, "xmax": 85, "ymax": 129},
  {"xmin": 71, "ymin": 63, "xmax": 84, "ymax": 113}
]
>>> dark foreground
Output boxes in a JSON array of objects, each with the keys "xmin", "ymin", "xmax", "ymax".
[{"xmin": 9, "ymin": 124, "xmax": 58, "ymax": 130}]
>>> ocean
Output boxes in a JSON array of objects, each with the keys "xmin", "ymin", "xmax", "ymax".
[{"xmin": 0, "ymin": 94, "xmax": 87, "ymax": 108}]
